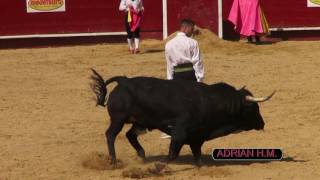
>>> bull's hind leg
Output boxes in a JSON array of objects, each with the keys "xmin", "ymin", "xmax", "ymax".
[
  {"xmin": 106, "ymin": 114, "xmax": 126, "ymax": 166},
  {"xmin": 106, "ymin": 86, "xmax": 132, "ymax": 166},
  {"xmin": 126, "ymin": 124, "xmax": 146, "ymax": 160}
]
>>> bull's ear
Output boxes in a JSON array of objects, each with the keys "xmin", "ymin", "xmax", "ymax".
[{"xmin": 239, "ymin": 86, "xmax": 246, "ymax": 91}]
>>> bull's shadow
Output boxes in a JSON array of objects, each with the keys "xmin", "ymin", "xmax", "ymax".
[
  {"xmin": 142, "ymin": 48, "xmax": 164, "ymax": 54},
  {"xmin": 145, "ymin": 155, "xmax": 307, "ymax": 166}
]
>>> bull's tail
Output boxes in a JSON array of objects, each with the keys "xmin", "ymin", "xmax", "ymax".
[{"xmin": 90, "ymin": 68, "xmax": 126, "ymax": 107}]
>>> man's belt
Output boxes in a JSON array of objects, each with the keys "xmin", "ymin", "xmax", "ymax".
[{"xmin": 174, "ymin": 63, "xmax": 194, "ymax": 73}]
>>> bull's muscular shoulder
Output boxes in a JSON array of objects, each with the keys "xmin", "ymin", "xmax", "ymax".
[
  {"xmin": 205, "ymin": 82, "xmax": 238, "ymax": 98},
  {"xmin": 124, "ymin": 76, "xmax": 171, "ymax": 89},
  {"xmin": 129, "ymin": 76, "xmax": 167, "ymax": 84},
  {"xmin": 208, "ymin": 82, "xmax": 236, "ymax": 91},
  {"xmin": 126, "ymin": 76, "xmax": 203, "ymax": 92}
]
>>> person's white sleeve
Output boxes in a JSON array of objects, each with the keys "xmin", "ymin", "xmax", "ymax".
[
  {"xmin": 139, "ymin": 0, "xmax": 144, "ymax": 12},
  {"xmin": 192, "ymin": 41, "xmax": 204, "ymax": 82},
  {"xmin": 119, "ymin": 0, "xmax": 128, "ymax": 11},
  {"xmin": 165, "ymin": 48, "xmax": 174, "ymax": 80}
]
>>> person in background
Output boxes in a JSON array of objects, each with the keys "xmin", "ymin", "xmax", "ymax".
[
  {"xmin": 119, "ymin": 0, "xmax": 144, "ymax": 54},
  {"xmin": 228, "ymin": 0, "xmax": 269, "ymax": 44},
  {"xmin": 165, "ymin": 19, "xmax": 204, "ymax": 83},
  {"xmin": 160, "ymin": 19, "xmax": 205, "ymax": 139}
]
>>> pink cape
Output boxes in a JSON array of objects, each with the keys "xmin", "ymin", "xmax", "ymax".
[
  {"xmin": 129, "ymin": 7, "xmax": 143, "ymax": 32},
  {"xmin": 228, "ymin": 0, "xmax": 268, "ymax": 36}
]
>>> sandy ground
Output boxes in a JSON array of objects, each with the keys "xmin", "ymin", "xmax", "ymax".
[{"xmin": 1, "ymin": 30, "xmax": 320, "ymax": 180}]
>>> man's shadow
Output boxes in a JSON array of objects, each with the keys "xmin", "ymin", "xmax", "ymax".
[{"xmin": 145, "ymin": 154, "xmax": 308, "ymax": 166}]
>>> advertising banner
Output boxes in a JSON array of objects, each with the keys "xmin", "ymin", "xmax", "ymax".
[{"xmin": 26, "ymin": 0, "xmax": 66, "ymax": 13}]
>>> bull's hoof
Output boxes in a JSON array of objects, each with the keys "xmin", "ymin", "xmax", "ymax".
[
  {"xmin": 194, "ymin": 159, "xmax": 203, "ymax": 168},
  {"xmin": 108, "ymin": 159, "xmax": 125, "ymax": 169},
  {"xmin": 137, "ymin": 149, "xmax": 146, "ymax": 159},
  {"xmin": 166, "ymin": 159, "xmax": 171, "ymax": 164},
  {"xmin": 166, "ymin": 156, "xmax": 177, "ymax": 163},
  {"xmin": 109, "ymin": 159, "xmax": 125, "ymax": 169},
  {"xmin": 107, "ymin": 156, "xmax": 118, "ymax": 168},
  {"xmin": 109, "ymin": 161, "xmax": 117, "ymax": 168}
]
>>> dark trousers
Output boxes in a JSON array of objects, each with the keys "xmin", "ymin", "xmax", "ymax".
[
  {"xmin": 173, "ymin": 70, "xmax": 197, "ymax": 82},
  {"xmin": 125, "ymin": 15, "xmax": 140, "ymax": 39}
]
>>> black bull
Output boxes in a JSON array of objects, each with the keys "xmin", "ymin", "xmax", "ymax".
[{"xmin": 90, "ymin": 69, "xmax": 275, "ymax": 166}]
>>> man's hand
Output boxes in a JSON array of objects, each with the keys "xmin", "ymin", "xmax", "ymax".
[{"xmin": 197, "ymin": 77, "xmax": 204, "ymax": 83}]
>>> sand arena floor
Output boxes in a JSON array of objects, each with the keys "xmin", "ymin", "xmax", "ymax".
[{"xmin": 1, "ymin": 30, "xmax": 320, "ymax": 179}]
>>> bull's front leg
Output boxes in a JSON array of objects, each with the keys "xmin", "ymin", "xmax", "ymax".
[
  {"xmin": 126, "ymin": 124, "xmax": 146, "ymax": 160},
  {"xmin": 167, "ymin": 126, "xmax": 187, "ymax": 162},
  {"xmin": 106, "ymin": 119, "xmax": 125, "ymax": 167},
  {"xmin": 168, "ymin": 139, "xmax": 184, "ymax": 161},
  {"xmin": 190, "ymin": 141, "xmax": 204, "ymax": 166}
]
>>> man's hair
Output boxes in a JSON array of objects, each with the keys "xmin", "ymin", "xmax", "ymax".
[{"xmin": 180, "ymin": 19, "xmax": 195, "ymax": 27}]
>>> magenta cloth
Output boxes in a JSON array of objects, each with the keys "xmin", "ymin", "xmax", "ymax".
[
  {"xmin": 129, "ymin": 7, "xmax": 143, "ymax": 32},
  {"xmin": 228, "ymin": 0, "xmax": 264, "ymax": 36}
]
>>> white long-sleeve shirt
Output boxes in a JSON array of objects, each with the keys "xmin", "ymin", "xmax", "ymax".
[
  {"xmin": 119, "ymin": 0, "xmax": 144, "ymax": 12},
  {"xmin": 165, "ymin": 32, "xmax": 204, "ymax": 82}
]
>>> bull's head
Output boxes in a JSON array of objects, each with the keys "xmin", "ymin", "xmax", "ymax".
[{"xmin": 238, "ymin": 88, "xmax": 275, "ymax": 131}]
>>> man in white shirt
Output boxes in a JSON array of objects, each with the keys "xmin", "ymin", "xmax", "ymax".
[
  {"xmin": 160, "ymin": 19, "xmax": 205, "ymax": 139},
  {"xmin": 165, "ymin": 19, "xmax": 204, "ymax": 82}
]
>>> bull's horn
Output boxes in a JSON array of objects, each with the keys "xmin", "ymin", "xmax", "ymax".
[{"xmin": 245, "ymin": 91, "xmax": 276, "ymax": 103}]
